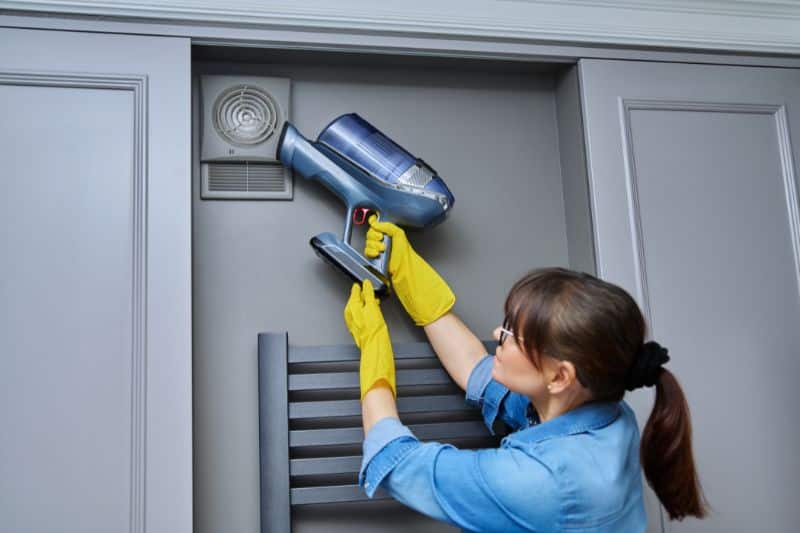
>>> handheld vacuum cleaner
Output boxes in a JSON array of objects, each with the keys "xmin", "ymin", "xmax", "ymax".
[{"xmin": 276, "ymin": 113, "xmax": 455, "ymax": 295}]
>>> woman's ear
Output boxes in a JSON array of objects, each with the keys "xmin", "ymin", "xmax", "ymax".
[{"xmin": 548, "ymin": 359, "xmax": 579, "ymax": 394}]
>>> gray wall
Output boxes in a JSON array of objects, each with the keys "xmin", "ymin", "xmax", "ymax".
[
  {"xmin": 556, "ymin": 65, "xmax": 596, "ymax": 276},
  {"xmin": 192, "ymin": 53, "xmax": 589, "ymax": 532}
]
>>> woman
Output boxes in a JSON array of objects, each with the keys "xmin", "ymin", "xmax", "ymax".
[{"xmin": 344, "ymin": 216, "xmax": 707, "ymax": 532}]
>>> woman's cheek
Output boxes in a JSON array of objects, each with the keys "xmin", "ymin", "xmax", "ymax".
[{"xmin": 491, "ymin": 360, "xmax": 502, "ymax": 381}]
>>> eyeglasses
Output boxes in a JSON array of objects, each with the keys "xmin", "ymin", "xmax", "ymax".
[
  {"xmin": 498, "ymin": 316, "xmax": 519, "ymax": 346},
  {"xmin": 498, "ymin": 326, "xmax": 515, "ymax": 345}
]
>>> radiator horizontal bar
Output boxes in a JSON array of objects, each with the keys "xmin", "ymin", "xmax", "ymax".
[
  {"xmin": 290, "ymin": 420, "xmax": 488, "ymax": 447},
  {"xmin": 291, "ymin": 485, "xmax": 389, "ymax": 505},
  {"xmin": 289, "ymin": 394, "xmax": 470, "ymax": 419},
  {"xmin": 290, "ymin": 455, "xmax": 362, "ymax": 476},
  {"xmin": 289, "ymin": 343, "xmax": 427, "ymax": 363},
  {"xmin": 289, "ymin": 368, "xmax": 454, "ymax": 392},
  {"xmin": 289, "ymin": 341, "xmax": 496, "ymax": 363}
]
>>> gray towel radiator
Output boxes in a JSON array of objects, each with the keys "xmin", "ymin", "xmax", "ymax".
[{"xmin": 257, "ymin": 332, "xmax": 500, "ymax": 533}]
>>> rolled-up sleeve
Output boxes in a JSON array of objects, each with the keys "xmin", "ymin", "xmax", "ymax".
[
  {"xmin": 359, "ymin": 417, "xmax": 421, "ymax": 497},
  {"xmin": 465, "ymin": 354, "xmax": 534, "ymax": 434}
]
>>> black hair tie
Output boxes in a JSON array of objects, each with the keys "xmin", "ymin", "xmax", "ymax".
[{"xmin": 625, "ymin": 341, "xmax": 670, "ymax": 391}]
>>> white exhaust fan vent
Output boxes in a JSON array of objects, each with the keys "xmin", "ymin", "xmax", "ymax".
[
  {"xmin": 200, "ymin": 75, "xmax": 292, "ymax": 200},
  {"xmin": 213, "ymin": 85, "xmax": 280, "ymax": 146}
]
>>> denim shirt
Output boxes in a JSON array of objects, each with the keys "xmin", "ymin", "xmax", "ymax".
[{"xmin": 359, "ymin": 354, "xmax": 647, "ymax": 532}]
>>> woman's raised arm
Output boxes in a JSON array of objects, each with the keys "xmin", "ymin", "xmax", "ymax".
[{"xmin": 423, "ymin": 311, "xmax": 487, "ymax": 390}]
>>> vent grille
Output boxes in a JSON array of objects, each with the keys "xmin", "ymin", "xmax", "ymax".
[
  {"xmin": 202, "ymin": 162, "xmax": 292, "ymax": 200},
  {"xmin": 397, "ymin": 163, "xmax": 434, "ymax": 188},
  {"xmin": 212, "ymin": 84, "xmax": 279, "ymax": 146}
]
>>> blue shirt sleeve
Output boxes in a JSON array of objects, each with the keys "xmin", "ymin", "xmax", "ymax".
[
  {"xmin": 359, "ymin": 418, "xmax": 559, "ymax": 532},
  {"xmin": 464, "ymin": 354, "xmax": 536, "ymax": 435},
  {"xmin": 358, "ymin": 417, "xmax": 420, "ymax": 496},
  {"xmin": 357, "ymin": 355, "xmax": 532, "ymax": 495}
]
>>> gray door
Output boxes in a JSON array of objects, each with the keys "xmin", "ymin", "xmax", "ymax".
[
  {"xmin": 0, "ymin": 28, "xmax": 192, "ymax": 532},
  {"xmin": 579, "ymin": 59, "xmax": 800, "ymax": 533}
]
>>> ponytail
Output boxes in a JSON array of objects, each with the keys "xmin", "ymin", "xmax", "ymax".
[
  {"xmin": 502, "ymin": 268, "xmax": 709, "ymax": 520},
  {"xmin": 640, "ymin": 369, "xmax": 708, "ymax": 520}
]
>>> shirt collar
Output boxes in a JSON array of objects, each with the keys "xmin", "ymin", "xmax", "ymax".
[{"xmin": 503, "ymin": 400, "xmax": 621, "ymax": 447}]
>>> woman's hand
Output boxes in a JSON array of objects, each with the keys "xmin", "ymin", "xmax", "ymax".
[
  {"xmin": 366, "ymin": 215, "xmax": 485, "ymax": 391},
  {"xmin": 365, "ymin": 215, "xmax": 455, "ymax": 326},
  {"xmin": 344, "ymin": 279, "xmax": 397, "ymax": 401}
]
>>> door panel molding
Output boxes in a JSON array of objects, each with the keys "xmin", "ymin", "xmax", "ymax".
[
  {"xmin": 0, "ymin": 70, "xmax": 149, "ymax": 533},
  {"xmin": 618, "ymin": 98, "xmax": 800, "ymax": 330}
]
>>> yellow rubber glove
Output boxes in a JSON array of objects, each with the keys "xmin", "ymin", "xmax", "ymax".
[
  {"xmin": 344, "ymin": 279, "xmax": 397, "ymax": 401},
  {"xmin": 365, "ymin": 215, "xmax": 455, "ymax": 326}
]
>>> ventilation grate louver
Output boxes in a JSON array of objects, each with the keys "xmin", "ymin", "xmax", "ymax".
[{"xmin": 207, "ymin": 162, "xmax": 286, "ymax": 193}]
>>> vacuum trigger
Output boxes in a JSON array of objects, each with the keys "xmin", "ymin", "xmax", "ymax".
[{"xmin": 353, "ymin": 207, "xmax": 371, "ymax": 225}]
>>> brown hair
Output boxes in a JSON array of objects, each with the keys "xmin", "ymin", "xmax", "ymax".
[{"xmin": 504, "ymin": 267, "xmax": 708, "ymax": 521}]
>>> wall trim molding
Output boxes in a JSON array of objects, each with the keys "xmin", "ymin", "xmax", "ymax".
[
  {"xmin": 0, "ymin": 70, "xmax": 150, "ymax": 533},
  {"xmin": 1, "ymin": 0, "xmax": 800, "ymax": 55},
  {"xmin": 774, "ymin": 105, "xmax": 800, "ymax": 300},
  {"xmin": 617, "ymin": 98, "xmax": 800, "ymax": 335}
]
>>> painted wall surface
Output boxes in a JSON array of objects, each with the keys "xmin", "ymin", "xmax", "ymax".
[{"xmin": 192, "ymin": 55, "xmax": 587, "ymax": 532}]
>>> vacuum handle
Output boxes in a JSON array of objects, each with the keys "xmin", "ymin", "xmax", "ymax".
[
  {"xmin": 344, "ymin": 206, "xmax": 393, "ymax": 291},
  {"xmin": 373, "ymin": 231, "xmax": 392, "ymax": 281},
  {"xmin": 365, "ymin": 210, "xmax": 391, "ymax": 281}
]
